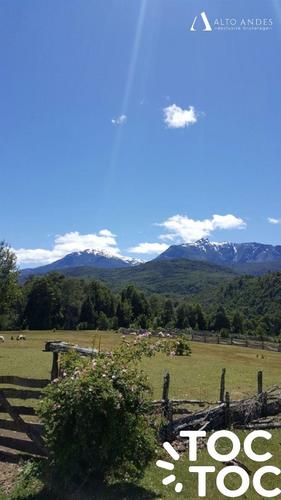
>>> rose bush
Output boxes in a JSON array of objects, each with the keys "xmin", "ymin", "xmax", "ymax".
[{"xmin": 39, "ymin": 338, "xmax": 180, "ymax": 484}]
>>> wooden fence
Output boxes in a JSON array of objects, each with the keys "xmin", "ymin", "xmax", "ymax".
[
  {"xmin": 190, "ymin": 332, "xmax": 281, "ymax": 353},
  {"xmin": 0, "ymin": 376, "xmax": 49, "ymax": 460},
  {"xmin": 119, "ymin": 328, "xmax": 281, "ymax": 354},
  {"xmin": 0, "ymin": 340, "xmax": 278, "ymax": 461},
  {"xmin": 43, "ymin": 341, "xmax": 277, "ymax": 426},
  {"xmin": 152, "ymin": 368, "xmax": 281, "ymax": 438}
]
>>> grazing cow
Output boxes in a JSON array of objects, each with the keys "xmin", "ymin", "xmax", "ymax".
[{"xmin": 0, "ymin": 336, "xmax": 5, "ymax": 342}]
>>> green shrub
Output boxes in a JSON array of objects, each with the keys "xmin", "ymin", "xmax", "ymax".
[
  {"xmin": 170, "ymin": 336, "xmax": 191, "ymax": 356},
  {"xmin": 39, "ymin": 340, "xmax": 173, "ymax": 485}
]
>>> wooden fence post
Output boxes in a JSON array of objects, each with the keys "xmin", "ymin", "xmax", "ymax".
[
  {"xmin": 219, "ymin": 368, "xmax": 226, "ymax": 403},
  {"xmin": 225, "ymin": 392, "xmax": 231, "ymax": 428},
  {"xmin": 51, "ymin": 352, "xmax": 59, "ymax": 381},
  {"xmin": 257, "ymin": 371, "xmax": 263, "ymax": 395},
  {"xmin": 162, "ymin": 371, "xmax": 170, "ymax": 419},
  {"xmin": 217, "ymin": 335, "xmax": 220, "ymax": 344},
  {"xmin": 162, "ymin": 371, "xmax": 173, "ymax": 440}
]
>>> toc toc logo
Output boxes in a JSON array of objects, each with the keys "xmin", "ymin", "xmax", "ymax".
[
  {"xmin": 190, "ymin": 11, "xmax": 212, "ymax": 32},
  {"xmin": 156, "ymin": 430, "xmax": 281, "ymax": 497}
]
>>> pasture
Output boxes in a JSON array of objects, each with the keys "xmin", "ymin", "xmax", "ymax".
[
  {"xmin": 0, "ymin": 330, "xmax": 281, "ymax": 499},
  {"xmin": 0, "ymin": 330, "xmax": 281, "ymax": 400}
]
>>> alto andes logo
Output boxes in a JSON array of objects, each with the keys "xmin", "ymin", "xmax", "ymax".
[
  {"xmin": 190, "ymin": 11, "xmax": 212, "ymax": 31},
  {"xmin": 190, "ymin": 11, "xmax": 273, "ymax": 32},
  {"xmin": 156, "ymin": 430, "xmax": 281, "ymax": 497}
]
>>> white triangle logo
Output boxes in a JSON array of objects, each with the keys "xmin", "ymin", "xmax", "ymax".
[{"xmin": 190, "ymin": 11, "xmax": 212, "ymax": 32}]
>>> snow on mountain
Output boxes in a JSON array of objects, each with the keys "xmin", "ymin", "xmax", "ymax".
[
  {"xmin": 156, "ymin": 238, "xmax": 281, "ymax": 266},
  {"xmin": 21, "ymin": 248, "xmax": 143, "ymax": 278}
]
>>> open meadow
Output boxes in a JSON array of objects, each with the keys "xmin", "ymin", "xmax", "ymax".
[
  {"xmin": 1, "ymin": 330, "xmax": 281, "ymax": 400},
  {"xmin": 1, "ymin": 331, "xmax": 281, "ymax": 499}
]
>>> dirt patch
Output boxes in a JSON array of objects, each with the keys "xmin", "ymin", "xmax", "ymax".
[{"xmin": 0, "ymin": 460, "xmax": 21, "ymax": 497}]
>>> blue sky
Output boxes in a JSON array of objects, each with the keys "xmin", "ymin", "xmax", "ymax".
[{"xmin": 0, "ymin": 0, "xmax": 280, "ymax": 267}]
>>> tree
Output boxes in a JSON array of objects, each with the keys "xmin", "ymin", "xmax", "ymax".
[
  {"xmin": 88, "ymin": 281, "xmax": 115, "ymax": 318},
  {"xmin": 195, "ymin": 304, "xmax": 206, "ymax": 330},
  {"xmin": 161, "ymin": 299, "xmax": 175, "ymax": 327},
  {"xmin": 61, "ymin": 278, "xmax": 84, "ymax": 329},
  {"xmin": 24, "ymin": 275, "xmax": 63, "ymax": 330},
  {"xmin": 116, "ymin": 299, "xmax": 132, "ymax": 327},
  {"xmin": 121, "ymin": 285, "xmax": 150, "ymax": 322},
  {"xmin": 232, "ymin": 311, "xmax": 244, "ymax": 334},
  {"xmin": 80, "ymin": 296, "xmax": 96, "ymax": 327},
  {"xmin": 0, "ymin": 242, "xmax": 20, "ymax": 329},
  {"xmin": 186, "ymin": 304, "xmax": 197, "ymax": 329},
  {"xmin": 176, "ymin": 303, "xmax": 190, "ymax": 329},
  {"xmin": 97, "ymin": 311, "xmax": 110, "ymax": 330},
  {"xmin": 211, "ymin": 306, "xmax": 230, "ymax": 332}
]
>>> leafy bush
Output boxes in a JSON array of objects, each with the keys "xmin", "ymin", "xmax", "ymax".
[
  {"xmin": 39, "ymin": 339, "xmax": 173, "ymax": 484},
  {"xmin": 172, "ymin": 336, "xmax": 191, "ymax": 356}
]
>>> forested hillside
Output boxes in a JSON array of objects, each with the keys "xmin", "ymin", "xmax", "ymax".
[
  {"xmin": 214, "ymin": 272, "xmax": 281, "ymax": 336},
  {"xmin": 2, "ymin": 242, "xmax": 281, "ymax": 336},
  {"xmin": 36, "ymin": 259, "xmax": 236, "ymax": 297}
]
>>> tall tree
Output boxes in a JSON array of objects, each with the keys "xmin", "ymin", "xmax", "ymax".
[
  {"xmin": 161, "ymin": 299, "xmax": 175, "ymax": 327},
  {"xmin": 116, "ymin": 299, "xmax": 132, "ymax": 328},
  {"xmin": 0, "ymin": 242, "xmax": 20, "ymax": 329},
  {"xmin": 24, "ymin": 274, "xmax": 63, "ymax": 330},
  {"xmin": 176, "ymin": 303, "xmax": 190, "ymax": 329},
  {"xmin": 232, "ymin": 311, "xmax": 244, "ymax": 334},
  {"xmin": 195, "ymin": 304, "xmax": 207, "ymax": 330},
  {"xmin": 80, "ymin": 296, "xmax": 96, "ymax": 327},
  {"xmin": 211, "ymin": 306, "xmax": 230, "ymax": 332}
]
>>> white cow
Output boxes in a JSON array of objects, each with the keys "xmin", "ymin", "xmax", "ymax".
[{"xmin": 0, "ymin": 336, "xmax": 5, "ymax": 342}]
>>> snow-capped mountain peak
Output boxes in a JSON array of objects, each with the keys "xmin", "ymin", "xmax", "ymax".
[
  {"xmin": 74, "ymin": 248, "xmax": 142, "ymax": 265},
  {"xmin": 156, "ymin": 239, "xmax": 281, "ymax": 266},
  {"xmin": 21, "ymin": 248, "xmax": 143, "ymax": 277}
]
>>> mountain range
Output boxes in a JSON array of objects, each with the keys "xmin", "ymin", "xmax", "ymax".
[
  {"xmin": 156, "ymin": 238, "xmax": 281, "ymax": 266},
  {"xmin": 20, "ymin": 239, "xmax": 281, "ymax": 298},
  {"xmin": 21, "ymin": 239, "xmax": 281, "ymax": 278}
]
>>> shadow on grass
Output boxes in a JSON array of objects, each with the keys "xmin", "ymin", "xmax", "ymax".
[{"xmin": 14, "ymin": 481, "xmax": 160, "ymax": 500}]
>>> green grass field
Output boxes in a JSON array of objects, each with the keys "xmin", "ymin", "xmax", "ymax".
[
  {"xmin": 1, "ymin": 330, "xmax": 281, "ymax": 499},
  {"xmin": 1, "ymin": 330, "xmax": 281, "ymax": 400}
]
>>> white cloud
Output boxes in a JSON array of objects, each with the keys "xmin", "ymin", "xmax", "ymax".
[
  {"xmin": 163, "ymin": 104, "xmax": 198, "ymax": 129},
  {"xmin": 267, "ymin": 217, "xmax": 281, "ymax": 225},
  {"xmin": 128, "ymin": 242, "xmax": 169, "ymax": 255},
  {"xmin": 14, "ymin": 215, "xmax": 247, "ymax": 265},
  {"xmin": 111, "ymin": 114, "xmax": 127, "ymax": 125},
  {"xmin": 15, "ymin": 230, "xmax": 120, "ymax": 266},
  {"xmin": 128, "ymin": 214, "xmax": 246, "ymax": 257},
  {"xmin": 158, "ymin": 214, "xmax": 246, "ymax": 243}
]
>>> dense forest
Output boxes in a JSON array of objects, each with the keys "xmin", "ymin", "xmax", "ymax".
[{"xmin": 1, "ymin": 242, "xmax": 281, "ymax": 336}]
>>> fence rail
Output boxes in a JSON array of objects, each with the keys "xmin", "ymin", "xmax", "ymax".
[
  {"xmin": 0, "ymin": 376, "xmax": 48, "ymax": 458},
  {"xmin": 190, "ymin": 332, "xmax": 281, "ymax": 353},
  {"xmin": 157, "ymin": 368, "xmax": 281, "ymax": 438}
]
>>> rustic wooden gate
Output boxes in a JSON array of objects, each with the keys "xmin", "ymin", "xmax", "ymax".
[{"xmin": 0, "ymin": 376, "xmax": 49, "ymax": 460}]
